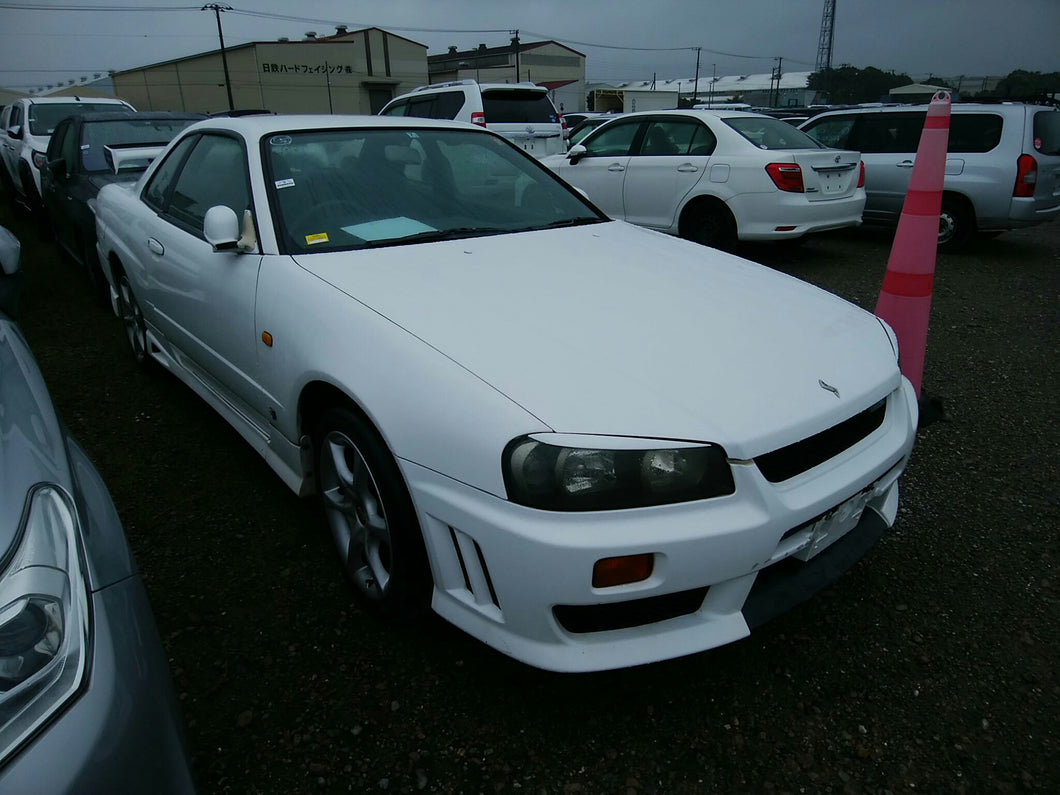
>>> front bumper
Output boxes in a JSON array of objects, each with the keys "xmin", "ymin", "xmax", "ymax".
[
  {"xmin": 0, "ymin": 575, "xmax": 195, "ymax": 792},
  {"xmin": 403, "ymin": 379, "xmax": 917, "ymax": 672}
]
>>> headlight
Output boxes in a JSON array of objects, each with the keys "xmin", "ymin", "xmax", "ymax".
[
  {"xmin": 0, "ymin": 486, "xmax": 90, "ymax": 764},
  {"xmin": 503, "ymin": 436, "xmax": 735, "ymax": 511},
  {"xmin": 31, "ymin": 151, "xmax": 48, "ymax": 171}
]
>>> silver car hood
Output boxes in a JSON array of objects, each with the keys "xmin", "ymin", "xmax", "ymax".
[{"xmin": 295, "ymin": 221, "xmax": 900, "ymax": 458}]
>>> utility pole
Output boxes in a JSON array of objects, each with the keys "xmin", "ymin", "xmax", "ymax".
[
  {"xmin": 709, "ymin": 63, "xmax": 716, "ymax": 107},
  {"xmin": 511, "ymin": 29, "xmax": 520, "ymax": 82},
  {"xmin": 693, "ymin": 47, "xmax": 701, "ymax": 105},
  {"xmin": 202, "ymin": 3, "xmax": 234, "ymax": 111}
]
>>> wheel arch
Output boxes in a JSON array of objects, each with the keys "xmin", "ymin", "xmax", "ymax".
[{"xmin": 677, "ymin": 193, "xmax": 737, "ymax": 239}]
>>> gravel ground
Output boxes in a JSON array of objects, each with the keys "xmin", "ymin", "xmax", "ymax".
[{"xmin": 3, "ymin": 198, "xmax": 1057, "ymax": 794}]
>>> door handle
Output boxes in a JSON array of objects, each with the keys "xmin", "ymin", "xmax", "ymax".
[
  {"xmin": 897, "ymin": 160, "xmax": 915, "ymax": 168},
  {"xmin": 677, "ymin": 164, "xmax": 699, "ymax": 173},
  {"xmin": 608, "ymin": 163, "xmax": 626, "ymax": 172},
  {"xmin": 147, "ymin": 238, "xmax": 164, "ymax": 255}
]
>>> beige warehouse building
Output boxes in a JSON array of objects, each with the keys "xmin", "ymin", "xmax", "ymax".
[{"xmin": 111, "ymin": 26, "xmax": 428, "ymax": 115}]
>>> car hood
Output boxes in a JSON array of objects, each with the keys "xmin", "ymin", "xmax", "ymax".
[
  {"xmin": 294, "ymin": 221, "xmax": 900, "ymax": 458},
  {"xmin": 0, "ymin": 318, "xmax": 69, "ymax": 560}
]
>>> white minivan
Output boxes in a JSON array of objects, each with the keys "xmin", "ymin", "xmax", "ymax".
[{"xmin": 379, "ymin": 80, "xmax": 566, "ymax": 158}]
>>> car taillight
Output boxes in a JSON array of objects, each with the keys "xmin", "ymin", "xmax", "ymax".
[
  {"xmin": 560, "ymin": 114, "xmax": 568, "ymax": 138},
  {"xmin": 470, "ymin": 111, "xmax": 486, "ymax": 127},
  {"xmin": 1013, "ymin": 154, "xmax": 1037, "ymax": 197},
  {"xmin": 858, "ymin": 161, "xmax": 865, "ymax": 188},
  {"xmin": 32, "ymin": 150, "xmax": 48, "ymax": 170},
  {"xmin": 766, "ymin": 163, "xmax": 804, "ymax": 192}
]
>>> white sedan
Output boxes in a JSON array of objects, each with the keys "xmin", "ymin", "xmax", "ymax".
[
  {"xmin": 542, "ymin": 109, "xmax": 866, "ymax": 248},
  {"xmin": 95, "ymin": 115, "xmax": 916, "ymax": 672}
]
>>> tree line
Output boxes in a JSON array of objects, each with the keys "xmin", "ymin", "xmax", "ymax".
[{"xmin": 808, "ymin": 67, "xmax": 1059, "ymax": 104}]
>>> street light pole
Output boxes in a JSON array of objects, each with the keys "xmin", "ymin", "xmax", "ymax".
[{"xmin": 203, "ymin": 3, "xmax": 234, "ymax": 111}]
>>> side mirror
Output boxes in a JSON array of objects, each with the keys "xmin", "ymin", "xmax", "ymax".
[
  {"xmin": 8, "ymin": 124, "xmax": 22, "ymax": 140},
  {"xmin": 203, "ymin": 205, "xmax": 241, "ymax": 251},
  {"xmin": 0, "ymin": 226, "xmax": 23, "ymax": 318},
  {"xmin": 567, "ymin": 144, "xmax": 587, "ymax": 164},
  {"xmin": 47, "ymin": 158, "xmax": 67, "ymax": 180}
]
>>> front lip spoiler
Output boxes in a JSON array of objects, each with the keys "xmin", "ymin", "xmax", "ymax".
[{"xmin": 742, "ymin": 507, "xmax": 888, "ymax": 630}]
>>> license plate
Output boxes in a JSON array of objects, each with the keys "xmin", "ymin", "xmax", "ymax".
[
  {"xmin": 793, "ymin": 484, "xmax": 874, "ymax": 561},
  {"xmin": 821, "ymin": 171, "xmax": 844, "ymax": 193}
]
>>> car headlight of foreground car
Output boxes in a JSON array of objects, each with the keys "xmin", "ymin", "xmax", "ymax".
[
  {"xmin": 0, "ymin": 486, "xmax": 89, "ymax": 764},
  {"xmin": 504, "ymin": 436, "xmax": 735, "ymax": 511}
]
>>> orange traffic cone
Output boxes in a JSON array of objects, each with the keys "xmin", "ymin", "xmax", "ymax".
[{"xmin": 874, "ymin": 91, "xmax": 951, "ymax": 405}]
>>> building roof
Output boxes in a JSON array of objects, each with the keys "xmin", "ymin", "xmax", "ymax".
[
  {"xmin": 589, "ymin": 71, "xmax": 811, "ymax": 95},
  {"xmin": 428, "ymin": 39, "xmax": 586, "ymax": 63},
  {"xmin": 110, "ymin": 26, "xmax": 426, "ymax": 76}
]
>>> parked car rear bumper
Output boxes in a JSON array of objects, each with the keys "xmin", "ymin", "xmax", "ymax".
[{"xmin": 726, "ymin": 191, "xmax": 866, "ymax": 240}]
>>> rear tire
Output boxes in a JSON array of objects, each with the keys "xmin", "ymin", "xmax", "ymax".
[
  {"xmin": 114, "ymin": 267, "xmax": 150, "ymax": 367},
  {"xmin": 683, "ymin": 203, "xmax": 736, "ymax": 251},
  {"xmin": 314, "ymin": 406, "xmax": 432, "ymax": 620},
  {"xmin": 938, "ymin": 196, "xmax": 974, "ymax": 250}
]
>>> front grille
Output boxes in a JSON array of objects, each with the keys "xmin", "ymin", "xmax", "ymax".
[
  {"xmin": 755, "ymin": 399, "xmax": 886, "ymax": 483},
  {"xmin": 553, "ymin": 587, "xmax": 709, "ymax": 634}
]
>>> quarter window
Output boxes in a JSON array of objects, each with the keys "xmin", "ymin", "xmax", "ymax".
[{"xmin": 1033, "ymin": 110, "xmax": 1060, "ymax": 155}]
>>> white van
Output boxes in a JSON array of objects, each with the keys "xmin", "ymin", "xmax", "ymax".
[{"xmin": 379, "ymin": 80, "xmax": 566, "ymax": 158}]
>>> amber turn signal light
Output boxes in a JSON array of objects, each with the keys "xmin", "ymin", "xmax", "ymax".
[{"xmin": 592, "ymin": 554, "xmax": 654, "ymax": 588}]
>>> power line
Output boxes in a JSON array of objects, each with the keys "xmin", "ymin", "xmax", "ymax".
[{"xmin": 0, "ymin": 2, "xmax": 198, "ymax": 9}]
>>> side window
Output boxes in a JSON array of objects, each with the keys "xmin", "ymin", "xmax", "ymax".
[
  {"xmin": 379, "ymin": 99, "xmax": 408, "ymax": 117},
  {"xmin": 47, "ymin": 119, "xmax": 70, "ymax": 162},
  {"xmin": 10, "ymin": 105, "xmax": 23, "ymax": 130},
  {"xmin": 856, "ymin": 114, "xmax": 925, "ymax": 154},
  {"xmin": 803, "ymin": 116, "xmax": 854, "ymax": 149},
  {"xmin": 638, "ymin": 119, "xmax": 707, "ymax": 156},
  {"xmin": 431, "ymin": 91, "xmax": 465, "ymax": 120},
  {"xmin": 143, "ymin": 134, "xmax": 198, "ymax": 212},
  {"xmin": 582, "ymin": 120, "xmax": 642, "ymax": 157},
  {"xmin": 0, "ymin": 106, "xmax": 11, "ymax": 131},
  {"xmin": 949, "ymin": 114, "xmax": 1004, "ymax": 153},
  {"xmin": 405, "ymin": 96, "xmax": 435, "ymax": 118},
  {"xmin": 165, "ymin": 134, "xmax": 250, "ymax": 234},
  {"xmin": 1033, "ymin": 110, "xmax": 1060, "ymax": 155},
  {"xmin": 60, "ymin": 121, "xmax": 79, "ymax": 169}
]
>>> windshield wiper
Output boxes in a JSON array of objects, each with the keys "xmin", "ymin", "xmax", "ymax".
[
  {"xmin": 511, "ymin": 217, "xmax": 606, "ymax": 233},
  {"xmin": 362, "ymin": 227, "xmax": 501, "ymax": 249}
]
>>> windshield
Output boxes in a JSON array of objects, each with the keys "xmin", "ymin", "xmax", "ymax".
[
  {"xmin": 265, "ymin": 127, "xmax": 603, "ymax": 254},
  {"xmin": 81, "ymin": 118, "xmax": 200, "ymax": 173},
  {"xmin": 28, "ymin": 103, "xmax": 128, "ymax": 136},
  {"xmin": 723, "ymin": 116, "xmax": 824, "ymax": 150}
]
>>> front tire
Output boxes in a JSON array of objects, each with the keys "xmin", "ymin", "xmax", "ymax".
[{"xmin": 314, "ymin": 406, "xmax": 431, "ymax": 619}]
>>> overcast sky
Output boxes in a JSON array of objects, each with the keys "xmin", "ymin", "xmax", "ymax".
[{"xmin": 2, "ymin": 0, "xmax": 1057, "ymax": 92}]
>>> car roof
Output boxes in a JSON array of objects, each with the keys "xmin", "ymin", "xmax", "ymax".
[
  {"xmin": 21, "ymin": 96, "xmax": 129, "ymax": 105},
  {"xmin": 596, "ymin": 109, "xmax": 773, "ymax": 121},
  {"xmin": 186, "ymin": 113, "xmax": 494, "ymax": 137},
  {"xmin": 807, "ymin": 102, "xmax": 1051, "ymax": 118},
  {"xmin": 68, "ymin": 111, "xmax": 206, "ymax": 124}
]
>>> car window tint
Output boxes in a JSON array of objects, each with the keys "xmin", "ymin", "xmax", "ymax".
[
  {"xmin": 47, "ymin": 119, "xmax": 70, "ymax": 162},
  {"xmin": 1032, "ymin": 110, "xmax": 1060, "ymax": 155},
  {"xmin": 688, "ymin": 123, "xmax": 718, "ymax": 156},
  {"xmin": 143, "ymin": 134, "xmax": 197, "ymax": 212},
  {"xmin": 723, "ymin": 116, "xmax": 823, "ymax": 150},
  {"xmin": 481, "ymin": 91, "xmax": 557, "ymax": 123},
  {"xmin": 431, "ymin": 91, "xmax": 465, "ymax": 120},
  {"xmin": 854, "ymin": 114, "xmax": 925, "ymax": 153},
  {"xmin": 638, "ymin": 119, "xmax": 706, "ymax": 156},
  {"xmin": 803, "ymin": 116, "xmax": 855, "ymax": 148},
  {"xmin": 582, "ymin": 120, "xmax": 641, "ymax": 157},
  {"xmin": 379, "ymin": 99, "xmax": 408, "ymax": 117},
  {"xmin": 165, "ymin": 134, "xmax": 249, "ymax": 233},
  {"xmin": 947, "ymin": 114, "xmax": 1004, "ymax": 154}
]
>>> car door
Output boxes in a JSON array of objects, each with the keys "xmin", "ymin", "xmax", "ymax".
[
  {"xmin": 1, "ymin": 105, "xmax": 22, "ymax": 187},
  {"xmin": 41, "ymin": 118, "xmax": 73, "ymax": 250},
  {"xmin": 138, "ymin": 131, "xmax": 267, "ymax": 421},
  {"xmin": 849, "ymin": 112, "xmax": 926, "ymax": 221},
  {"xmin": 621, "ymin": 117, "xmax": 715, "ymax": 230},
  {"xmin": 553, "ymin": 117, "xmax": 643, "ymax": 218}
]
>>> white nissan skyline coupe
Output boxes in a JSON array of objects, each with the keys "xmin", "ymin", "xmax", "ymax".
[{"xmin": 94, "ymin": 115, "xmax": 917, "ymax": 672}]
